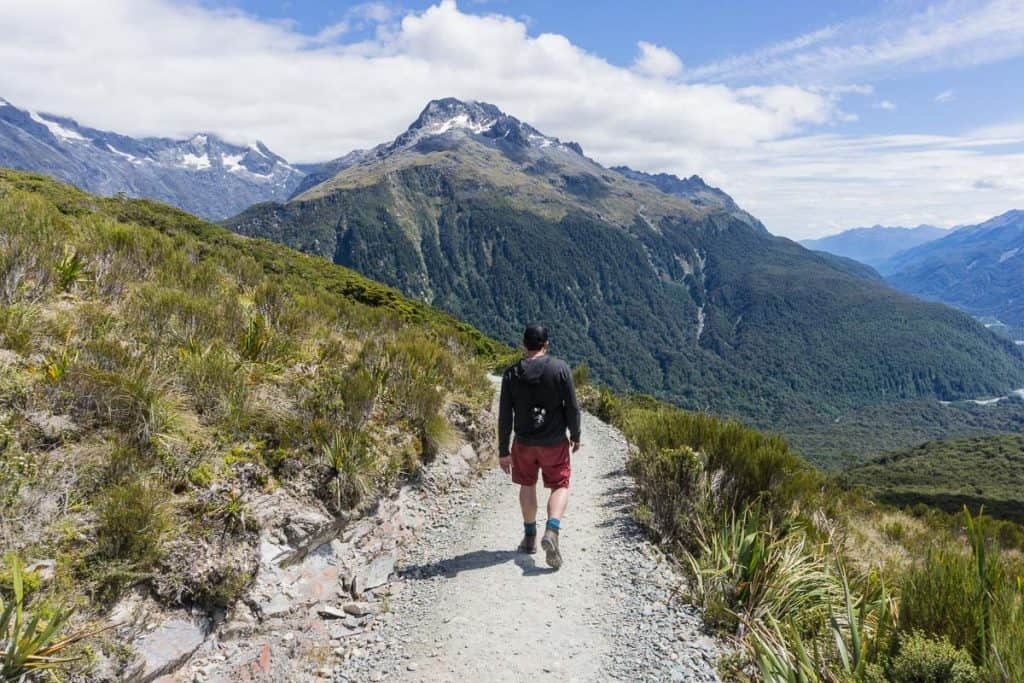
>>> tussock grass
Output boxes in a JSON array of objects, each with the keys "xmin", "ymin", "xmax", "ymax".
[
  {"xmin": 593, "ymin": 390, "xmax": 1024, "ymax": 681},
  {"xmin": 0, "ymin": 168, "xmax": 510, "ymax": 674}
]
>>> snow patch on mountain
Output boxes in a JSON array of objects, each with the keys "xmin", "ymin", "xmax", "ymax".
[
  {"xmin": 107, "ymin": 144, "xmax": 142, "ymax": 164},
  {"xmin": 222, "ymin": 152, "xmax": 245, "ymax": 173},
  {"xmin": 29, "ymin": 111, "xmax": 88, "ymax": 142},
  {"xmin": 430, "ymin": 112, "xmax": 495, "ymax": 136},
  {"xmin": 0, "ymin": 96, "xmax": 306, "ymax": 219},
  {"xmin": 180, "ymin": 152, "xmax": 211, "ymax": 170}
]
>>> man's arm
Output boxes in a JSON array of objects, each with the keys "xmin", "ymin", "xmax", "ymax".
[
  {"xmin": 562, "ymin": 364, "xmax": 582, "ymax": 450},
  {"xmin": 498, "ymin": 372, "xmax": 513, "ymax": 459}
]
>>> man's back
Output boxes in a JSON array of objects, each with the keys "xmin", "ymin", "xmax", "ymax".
[{"xmin": 498, "ymin": 354, "xmax": 581, "ymax": 457}]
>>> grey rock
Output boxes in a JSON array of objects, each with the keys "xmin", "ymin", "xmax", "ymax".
[
  {"xmin": 330, "ymin": 625, "xmax": 364, "ymax": 639},
  {"xmin": 343, "ymin": 602, "xmax": 374, "ymax": 617},
  {"xmin": 133, "ymin": 617, "xmax": 209, "ymax": 681},
  {"xmin": 353, "ymin": 553, "xmax": 395, "ymax": 595},
  {"xmin": 318, "ymin": 606, "xmax": 348, "ymax": 619},
  {"xmin": 261, "ymin": 593, "xmax": 293, "ymax": 619}
]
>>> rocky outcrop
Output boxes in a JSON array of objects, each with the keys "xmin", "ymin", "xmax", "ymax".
[{"xmin": 105, "ymin": 399, "xmax": 496, "ymax": 682}]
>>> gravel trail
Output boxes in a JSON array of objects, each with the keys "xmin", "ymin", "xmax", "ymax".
[{"xmin": 337, "ymin": 410, "xmax": 722, "ymax": 682}]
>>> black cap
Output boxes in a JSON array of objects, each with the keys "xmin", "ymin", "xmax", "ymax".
[{"xmin": 523, "ymin": 323, "xmax": 549, "ymax": 351}]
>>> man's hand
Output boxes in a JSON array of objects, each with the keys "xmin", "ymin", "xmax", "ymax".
[
  {"xmin": 570, "ymin": 440, "xmax": 581, "ymax": 453},
  {"xmin": 499, "ymin": 455, "xmax": 512, "ymax": 474}
]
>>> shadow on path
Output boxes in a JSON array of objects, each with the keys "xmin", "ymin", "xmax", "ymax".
[{"xmin": 402, "ymin": 549, "xmax": 557, "ymax": 580}]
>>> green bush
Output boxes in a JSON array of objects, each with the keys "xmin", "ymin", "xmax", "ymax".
[
  {"xmin": 178, "ymin": 341, "xmax": 246, "ymax": 417},
  {"xmin": 62, "ymin": 360, "xmax": 180, "ymax": 450},
  {"xmin": 627, "ymin": 446, "xmax": 702, "ymax": 547},
  {"xmin": 304, "ymin": 365, "xmax": 377, "ymax": 429},
  {"xmin": 621, "ymin": 404, "xmax": 822, "ymax": 521},
  {"xmin": 0, "ymin": 304, "xmax": 39, "ymax": 354},
  {"xmin": 94, "ymin": 480, "xmax": 170, "ymax": 567},
  {"xmin": 898, "ymin": 509, "xmax": 1024, "ymax": 680},
  {"xmin": 320, "ymin": 429, "xmax": 376, "ymax": 511},
  {"xmin": 571, "ymin": 362, "xmax": 589, "ymax": 388},
  {"xmin": 889, "ymin": 631, "xmax": 979, "ymax": 683}
]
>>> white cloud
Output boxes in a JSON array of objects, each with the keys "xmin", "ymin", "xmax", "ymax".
[
  {"xmin": 0, "ymin": 0, "xmax": 1021, "ymax": 239},
  {"xmin": 0, "ymin": 0, "xmax": 838, "ymax": 160},
  {"xmin": 633, "ymin": 41, "xmax": 683, "ymax": 78},
  {"xmin": 690, "ymin": 127, "xmax": 1024, "ymax": 239},
  {"xmin": 875, "ymin": 99, "xmax": 896, "ymax": 110},
  {"xmin": 935, "ymin": 89, "xmax": 956, "ymax": 103},
  {"xmin": 687, "ymin": 0, "xmax": 1024, "ymax": 84}
]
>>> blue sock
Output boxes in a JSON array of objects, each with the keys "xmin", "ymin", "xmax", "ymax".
[
  {"xmin": 524, "ymin": 522, "xmax": 537, "ymax": 536},
  {"xmin": 546, "ymin": 518, "xmax": 561, "ymax": 531}
]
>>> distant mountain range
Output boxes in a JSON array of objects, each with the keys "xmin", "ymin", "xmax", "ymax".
[
  {"xmin": 800, "ymin": 224, "xmax": 948, "ymax": 270},
  {"xmin": 808, "ymin": 212, "xmax": 1024, "ymax": 337},
  {"xmin": 885, "ymin": 210, "xmax": 1024, "ymax": 333},
  {"xmin": 224, "ymin": 98, "xmax": 1024, "ymax": 457},
  {"xmin": 0, "ymin": 96, "xmax": 304, "ymax": 219}
]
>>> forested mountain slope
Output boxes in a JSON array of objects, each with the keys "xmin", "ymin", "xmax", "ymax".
[{"xmin": 225, "ymin": 99, "xmax": 1024, "ymax": 456}]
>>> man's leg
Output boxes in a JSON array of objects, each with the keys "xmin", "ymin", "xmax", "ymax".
[
  {"xmin": 540, "ymin": 443, "xmax": 571, "ymax": 570},
  {"xmin": 511, "ymin": 443, "xmax": 541, "ymax": 553},
  {"xmin": 516, "ymin": 484, "xmax": 539, "ymax": 553},
  {"xmin": 547, "ymin": 487, "xmax": 568, "ymax": 521},
  {"xmin": 520, "ymin": 484, "xmax": 538, "ymax": 524}
]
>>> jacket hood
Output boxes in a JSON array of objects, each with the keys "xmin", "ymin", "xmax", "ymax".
[{"xmin": 511, "ymin": 355, "xmax": 551, "ymax": 384}]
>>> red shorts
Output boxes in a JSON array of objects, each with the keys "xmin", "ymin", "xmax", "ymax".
[{"xmin": 511, "ymin": 441, "xmax": 571, "ymax": 489}]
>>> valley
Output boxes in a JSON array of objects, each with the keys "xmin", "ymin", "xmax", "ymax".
[
  {"xmin": 5, "ymin": 2, "xmax": 1024, "ymax": 679},
  {"xmin": 2, "ymin": 97, "xmax": 1023, "ymax": 683},
  {"xmin": 2, "ymin": 167, "xmax": 1023, "ymax": 682},
  {"xmin": 224, "ymin": 99, "xmax": 1024, "ymax": 464}
]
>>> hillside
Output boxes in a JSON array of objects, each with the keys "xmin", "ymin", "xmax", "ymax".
[
  {"xmin": 843, "ymin": 434, "xmax": 1024, "ymax": 522},
  {"xmin": 610, "ymin": 165, "xmax": 767, "ymax": 233},
  {"xmin": 801, "ymin": 224, "xmax": 947, "ymax": 270},
  {"xmin": 0, "ymin": 168, "xmax": 507, "ymax": 679},
  {"xmin": 225, "ymin": 99, "xmax": 1024, "ymax": 459},
  {"xmin": 0, "ymin": 96, "xmax": 305, "ymax": 219},
  {"xmin": 886, "ymin": 210, "xmax": 1024, "ymax": 334}
]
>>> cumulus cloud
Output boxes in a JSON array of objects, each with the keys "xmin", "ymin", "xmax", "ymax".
[
  {"xmin": 633, "ymin": 41, "xmax": 683, "ymax": 78},
  {"xmin": 935, "ymin": 89, "xmax": 956, "ymax": 103},
  {"xmin": 875, "ymin": 100, "xmax": 897, "ymax": 110},
  {"xmin": 0, "ymin": 0, "xmax": 837, "ymax": 161},
  {"xmin": 0, "ymin": 0, "xmax": 1021, "ymax": 238}
]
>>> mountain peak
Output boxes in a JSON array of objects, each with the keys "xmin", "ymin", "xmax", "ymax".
[
  {"xmin": 383, "ymin": 97, "xmax": 581, "ymax": 156},
  {"xmin": 410, "ymin": 98, "xmax": 504, "ymax": 135}
]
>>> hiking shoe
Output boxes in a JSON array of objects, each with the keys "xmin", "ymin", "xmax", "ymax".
[
  {"xmin": 517, "ymin": 534, "xmax": 537, "ymax": 554},
  {"xmin": 541, "ymin": 528, "xmax": 562, "ymax": 569}
]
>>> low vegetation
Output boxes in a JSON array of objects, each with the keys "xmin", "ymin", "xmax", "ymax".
[
  {"xmin": 0, "ymin": 169, "xmax": 511, "ymax": 675},
  {"xmin": 588, "ymin": 389, "xmax": 1024, "ymax": 682},
  {"xmin": 787, "ymin": 398, "xmax": 1024, "ymax": 469},
  {"xmin": 227, "ymin": 154, "xmax": 1024, "ymax": 465},
  {"xmin": 842, "ymin": 435, "xmax": 1024, "ymax": 523}
]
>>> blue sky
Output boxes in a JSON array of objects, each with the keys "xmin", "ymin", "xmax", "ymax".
[
  {"xmin": 209, "ymin": 0, "xmax": 1024, "ymax": 138},
  {"xmin": 2, "ymin": 0, "xmax": 1023, "ymax": 237}
]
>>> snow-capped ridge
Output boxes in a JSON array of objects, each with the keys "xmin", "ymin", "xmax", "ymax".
[
  {"xmin": 383, "ymin": 97, "xmax": 581, "ymax": 157},
  {"xmin": 29, "ymin": 111, "xmax": 88, "ymax": 142},
  {"xmin": 0, "ymin": 95, "xmax": 305, "ymax": 219}
]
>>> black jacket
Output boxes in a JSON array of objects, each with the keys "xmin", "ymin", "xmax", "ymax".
[{"xmin": 498, "ymin": 355, "xmax": 581, "ymax": 458}]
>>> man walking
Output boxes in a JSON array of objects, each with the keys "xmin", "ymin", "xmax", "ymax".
[{"xmin": 498, "ymin": 323, "xmax": 581, "ymax": 570}]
